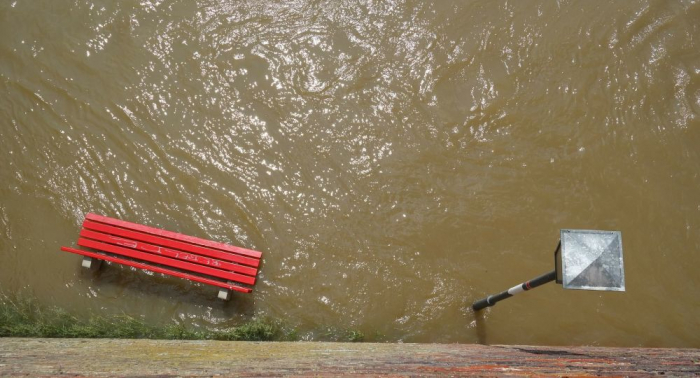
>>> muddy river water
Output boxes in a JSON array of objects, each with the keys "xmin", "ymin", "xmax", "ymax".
[{"xmin": 1, "ymin": 0, "xmax": 700, "ymax": 346}]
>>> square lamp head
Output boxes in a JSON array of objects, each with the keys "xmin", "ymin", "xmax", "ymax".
[{"xmin": 556, "ymin": 229, "xmax": 625, "ymax": 291}]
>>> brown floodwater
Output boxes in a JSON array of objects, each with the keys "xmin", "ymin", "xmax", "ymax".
[{"xmin": 1, "ymin": 0, "xmax": 700, "ymax": 347}]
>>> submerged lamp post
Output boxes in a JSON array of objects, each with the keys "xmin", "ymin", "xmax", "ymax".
[{"xmin": 472, "ymin": 229, "xmax": 625, "ymax": 311}]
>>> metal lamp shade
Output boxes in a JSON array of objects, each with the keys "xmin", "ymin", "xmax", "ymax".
[{"xmin": 558, "ymin": 229, "xmax": 625, "ymax": 291}]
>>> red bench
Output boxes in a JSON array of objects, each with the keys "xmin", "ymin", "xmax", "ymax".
[{"xmin": 60, "ymin": 213, "xmax": 262, "ymax": 300}]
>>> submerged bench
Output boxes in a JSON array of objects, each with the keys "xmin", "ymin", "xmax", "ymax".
[{"xmin": 60, "ymin": 213, "xmax": 262, "ymax": 300}]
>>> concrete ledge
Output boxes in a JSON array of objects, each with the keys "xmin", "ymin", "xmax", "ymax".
[{"xmin": 0, "ymin": 338, "xmax": 698, "ymax": 376}]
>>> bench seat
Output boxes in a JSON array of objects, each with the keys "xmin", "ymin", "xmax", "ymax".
[{"xmin": 60, "ymin": 213, "xmax": 262, "ymax": 299}]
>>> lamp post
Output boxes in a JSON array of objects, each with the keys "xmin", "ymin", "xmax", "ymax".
[{"xmin": 472, "ymin": 230, "xmax": 625, "ymax": 311}]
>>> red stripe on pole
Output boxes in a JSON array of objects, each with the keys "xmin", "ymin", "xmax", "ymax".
[
  {"xmin": 79, "ymin": 229, "xmax": 258, "ymax": 277},
  {"xmin": 82, "ymin": 220, "xmax": 260, "ymax": 268},
  {"xmin": 86, "ymin": 213, "xmax": 262, "ymax": 259},
  {"xmin": 77, "ymin": 238, "xmax": 256, "ymax": 286},
  {"xmin": 60, "ymin": 247, "xmax": 251, "ymax": 293}
]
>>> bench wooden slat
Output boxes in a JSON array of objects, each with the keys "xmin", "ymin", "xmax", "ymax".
[
  {"xmin": 83, "ymin": 220, "xmax": 260, "ymax": 268},
  {"xmin": 61, "ymin": 247, "xmax": 252, "ymax": 293},
  {"xmin": 77, "ymin": 238, "xmax": 256, "ymax": 285},
  {"xmin": 79, "ymin": 228, "xmax": 258, "ymax": 277},
  {"xmin": 86, "ymin": 213, "xmax": 262, "ymax": 259}
]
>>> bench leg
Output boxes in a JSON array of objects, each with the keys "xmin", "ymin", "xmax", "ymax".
[
  {"xmin": 217, "ymin": 285, "xmax": 232, "ymax": 301},
  {"xmin": 81, "ymin": 256, "xmax": 102, "ymax": 271}
]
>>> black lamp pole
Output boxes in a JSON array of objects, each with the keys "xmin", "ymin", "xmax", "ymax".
[{"xmin": 472, "ymin": 270, "xmax": 556, "ymax": 311}]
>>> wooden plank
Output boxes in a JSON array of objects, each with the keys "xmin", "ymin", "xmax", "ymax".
[
  {"xmin": 83, "ymin": 220, "xmax": 260, "ymax": 268},
  {"xmin": 60, "ymin": 247, "xmax": 252, "ymax": 293},
  {"xmin": 79, "ymin": 228, "xmax": 258, "ymax": 277},
  {"xmin": 86, "ymin": 213, "xmax": 262, "ymax": 259},
  {"xmin": 77, "ymin": 238, "xmax": 256, "ymax": 285},
  {"xmin": 4, "ymin": 339, "xmax": 700, "ymax": 376}
]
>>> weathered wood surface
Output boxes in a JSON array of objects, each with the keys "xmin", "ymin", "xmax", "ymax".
[{"xmin": 0, "ymin": 338, "xmax": 698, "ymax": 377}]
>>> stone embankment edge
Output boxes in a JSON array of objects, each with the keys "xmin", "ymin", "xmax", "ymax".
[{"xmin": 0, "ymin": 338, "xmax": 698, "ymax": 376}]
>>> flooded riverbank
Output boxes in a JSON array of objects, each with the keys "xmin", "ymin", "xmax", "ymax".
[{"xmin": 1, "ymin": 0, "xmax": 699, "ymax": 347}]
